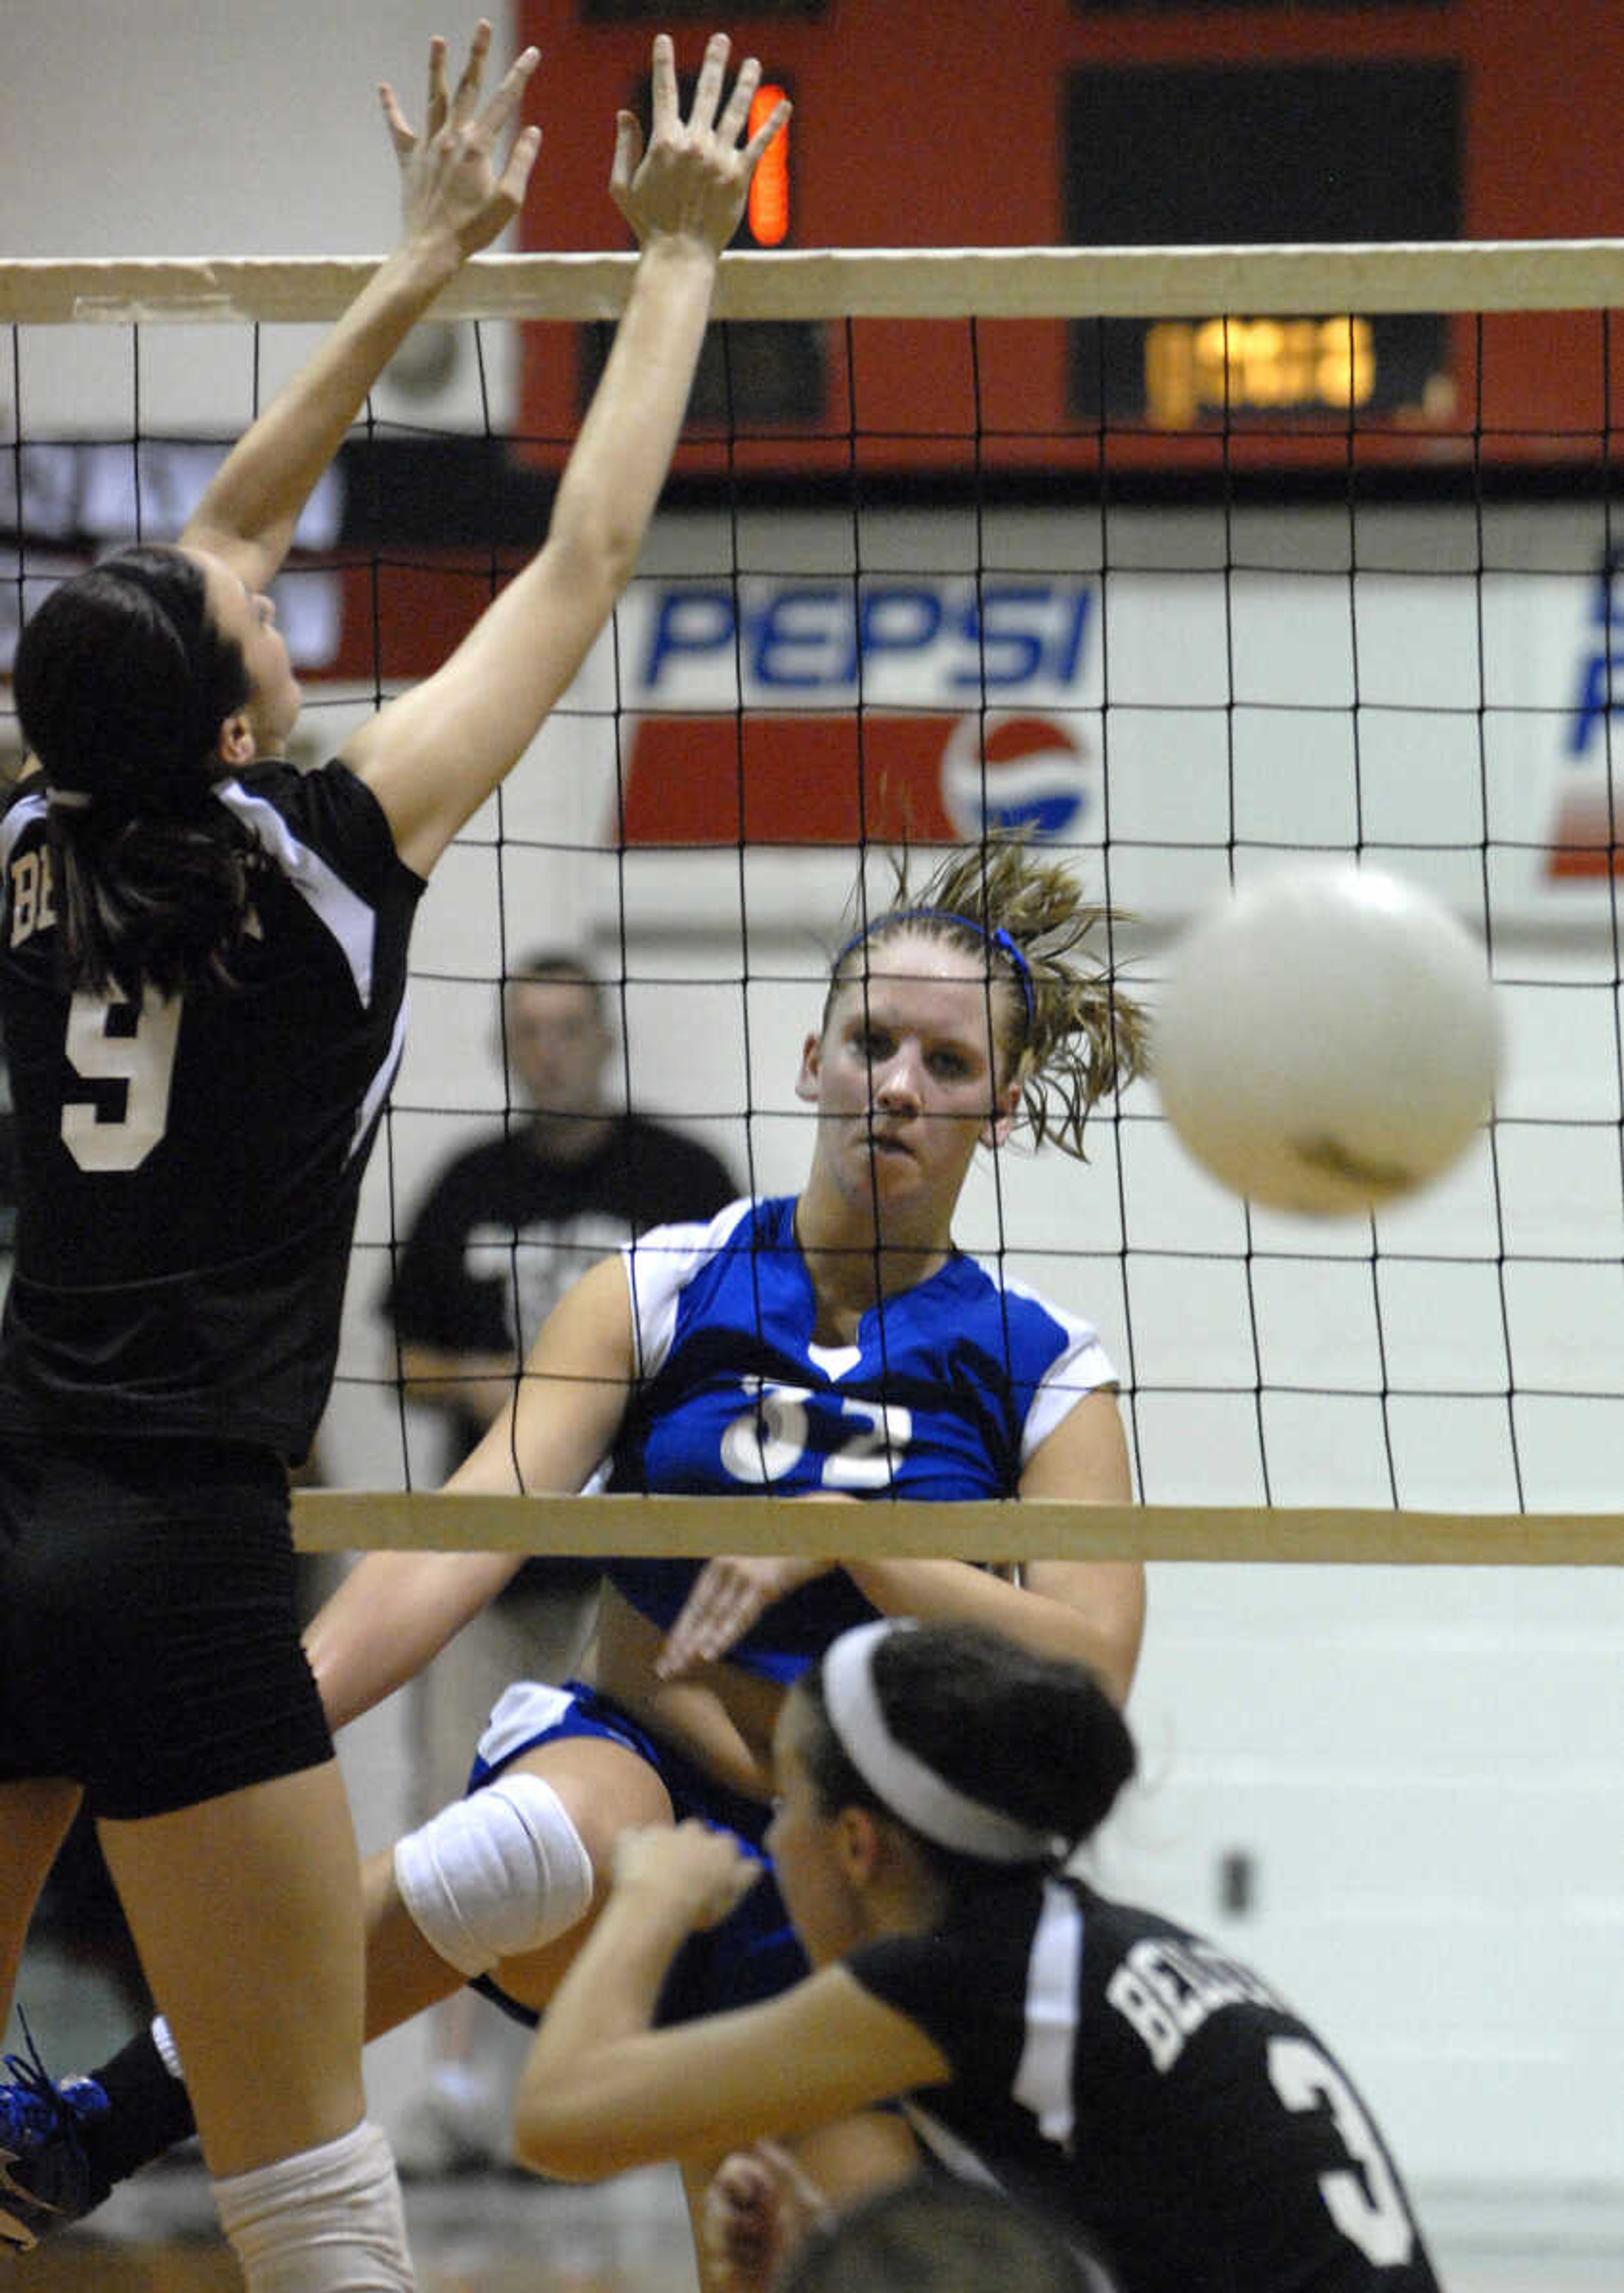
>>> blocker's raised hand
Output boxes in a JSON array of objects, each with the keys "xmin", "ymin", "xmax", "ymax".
[
  {"xmin": 381, "ymin": 19, "xmax": 543, "ymax": 259},
  {"xmin": 610, "ymin": 31, "xmax": 790, "ymax": 254}
]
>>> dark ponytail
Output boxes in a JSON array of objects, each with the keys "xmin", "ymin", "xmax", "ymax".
[
  {"xmin": 12, "ymin": 546, "xmax": 269, "ymax": 1001},
  {"xmin": 799, "ymin": 1621, "xmax": 1137, "ymax": 1887}
]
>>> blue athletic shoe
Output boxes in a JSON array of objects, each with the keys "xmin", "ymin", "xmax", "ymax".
[{"xmin": 0, "ymin": 2035, "xmax": 111, "ymax": 2252}]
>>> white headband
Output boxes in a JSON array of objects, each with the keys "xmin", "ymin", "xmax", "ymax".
[{"xmin": 820, "ymin": 1620, "xmax": 1064, "ymax": 1865}]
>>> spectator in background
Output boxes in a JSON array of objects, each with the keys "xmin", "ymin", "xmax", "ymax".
[
  {"xmin": 387, "ymin": 951, "xmax": 738, "ymax": 1477},
  {"xmin": 382, "ymin": 949, "xmax": 738, "ymax": 2169}
]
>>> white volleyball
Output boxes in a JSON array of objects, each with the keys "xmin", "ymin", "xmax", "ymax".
[{"xmin": 1154, "ymin": 864, "xmax": 1501, "ymax": 1217}]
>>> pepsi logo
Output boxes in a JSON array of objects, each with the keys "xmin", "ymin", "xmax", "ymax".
[{"xmin": 939, "ymin": 711, "xmax": 1097, "ymax": 841}]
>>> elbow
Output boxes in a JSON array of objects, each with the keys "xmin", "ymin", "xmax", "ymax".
[
  {"xmin": 1099, "ymin": 1570, "xmax": 1148, "ymax": 1710},
  {"xmin": 300, "ymin": 1633, "xmax": 344, "ymax": 1731},
  {"xmin": 513, "ymin": 2136, "xmax": 612, "ymax": 2186},
  {"xmin": 548, "ymin": 498, "xmax": 643, "ymax": 612},
  {"xmin": 598, "ymin": 522, "xmax": 644, "ymax": 600},
  {"xmin": 512, "ymin": 2095, "xmax": 633, "ymax": 2185}
]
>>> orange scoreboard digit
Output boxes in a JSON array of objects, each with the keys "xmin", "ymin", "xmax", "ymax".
[{"xmin": 746, "ymin": 84, "xmax": 790, "ymax": 250}]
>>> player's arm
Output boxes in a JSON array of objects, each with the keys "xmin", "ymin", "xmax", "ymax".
[
  {"xmin": 1015, "ymin": 1384, "xmax": 1145, "ymax": 1704},
  {"xmin": 182, "ymin": 24, "xmax": 539, "ymax": 597},
  {"xmin": 834, "ymin": 1388, "xmax": 1144, "ymax": 1707},
  {"xmin": 394, "ymin": 1339, "xmax": 521, "ymax": 1429},
  {"xmin": 658, "ymin": 1391, "xmax": 1144, "ymax": 1703},
  {"xmin": 305, "ymin": 1253, "xmax": 636, "ymax": 1728},
  {"xmin": 343, "ymin": 37, "xmax": 789, "ymax": 879},
  {"xmin": 513, "ymin": 1823, "xmax": 947, "ymax": 2181}
]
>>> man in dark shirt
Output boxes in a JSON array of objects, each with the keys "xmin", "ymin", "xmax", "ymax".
[{"xmin": 387, "ymin": 948, "xmax": 737, "ymax": 1475}]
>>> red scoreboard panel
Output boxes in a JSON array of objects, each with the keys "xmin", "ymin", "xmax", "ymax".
[{"xmin": 516, "ymin": 0, "xmax": 1624, "ymax": 481}]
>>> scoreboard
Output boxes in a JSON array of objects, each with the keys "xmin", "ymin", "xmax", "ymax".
[{"xmin": 514, "ymin": 0, "xmax": 1624, "ymax": 481}]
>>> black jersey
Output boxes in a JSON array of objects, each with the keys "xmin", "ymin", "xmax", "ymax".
[
  {"xmin": 385, "ymin": 1114, "xmax": 737, "ymax": 1472},
  {"xmin": 0, "ymin": 761, "xmax": 421, "ymax": 1457},
  {"xmin": 847, "ymin": 1872, "xmax": 1441, "ymax": 2293}
]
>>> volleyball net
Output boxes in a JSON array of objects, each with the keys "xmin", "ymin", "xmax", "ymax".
[{"xmin": 5, "ymin": 241, "xmax": 1624, "ymax": 1566}]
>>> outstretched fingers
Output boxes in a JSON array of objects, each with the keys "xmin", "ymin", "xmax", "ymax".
[
  {"xmin": 689, "ymin": 30, "xmax": 731, "ymax": 134},
  {"xmin": 497, "ymin": 118, "xmax": 545, "ymax": 211},
  {"xmin": 715, "ymin": 53, "xmax": 763, "ymax": 150},
  {"xmin": 481, "ymin": 39, "xmax": 543, "ymax": 148},
  {"xmin": 448, "ymin": 17, "xmax": 493, "ymax": 130},
  {"xmin": 698, "ymin": 38, "xmax": 791, "ymax": 175},
  {"xmin": 611, "ymin": 33, "xmax": 790, "ymax": 249},
  {"xmin": 377, "ymin": 78, "xmax": 416, "ymax": 159},
  {"xmin": 609, "ymin": 110, "xmax": 645, "ymax": 207},
  {"xmin": 425, "ymin": 32, "xmax": 451, "ymax": 140},
  {"xmin": 379, "ymin": 23, "xmax": 500, "ymax": 164},
  {"xmin": 742, "ymin": 90, "xmax": 792, "ymax": 172},
  {"xmin": 385, "ymin": 24, "xmax": 544, "ymax": 256},
  {"xmin": 648, "ymin": 30, "xmax": 680, "ymax": 137}
]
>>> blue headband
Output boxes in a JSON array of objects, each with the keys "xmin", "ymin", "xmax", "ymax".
[{"xmin": 834, "ymin": 906, "xmax": 1037, "ymax": 1035}]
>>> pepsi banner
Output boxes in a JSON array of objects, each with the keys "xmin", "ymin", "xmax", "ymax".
[
  {"xmin": 582, "ymin": 503, "xmax": 1624, "ymax": 923},
  {"xmin": 58, "ymin": 502, "xmax": 1615, "ymax": 929},
  {"xmin": 617, "ymin": 573, "xmax": 1103, "ymax": 847}
]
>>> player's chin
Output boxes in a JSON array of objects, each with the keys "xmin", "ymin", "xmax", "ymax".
[
  {"xmin": 849, "ymin": 1148, "xmax": 920, "ymax": 1204},
  {"xmin": 270, "ymin": 684, "xmax": 302, "ymax": 747}
]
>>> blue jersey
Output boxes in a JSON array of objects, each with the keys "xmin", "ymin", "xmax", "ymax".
[{"xmin": 606, "ymin": 1195, "xmax": 1116, "ymax": 1681}]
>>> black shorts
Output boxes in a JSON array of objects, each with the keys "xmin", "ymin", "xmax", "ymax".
[{"xmin": 0, "ymin": 1436, "xmax": 333, "ymax": 1821}]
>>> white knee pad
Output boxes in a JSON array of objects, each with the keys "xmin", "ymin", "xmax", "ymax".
[
  {"xmin": 392, "ymin": 1770, "xmax": 594, "ymax": 1978},
  {"xmin": 213, "ymin": 2119, "xmax": 413, "ymax": 2293}
]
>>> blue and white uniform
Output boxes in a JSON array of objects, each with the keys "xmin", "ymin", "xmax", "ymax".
[
  {"xmin": 468, "ymin": 1192, "xmax": 1117, "ymax": 2021},
  {"xmin": 606, "ymin": 1193, "xmax": 1118, "ymax": 1679}
]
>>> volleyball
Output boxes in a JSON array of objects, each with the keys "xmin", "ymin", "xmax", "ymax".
[{"xmin": 1153, "ymin": 863, "xmax": 1501, "ymax": 1217}]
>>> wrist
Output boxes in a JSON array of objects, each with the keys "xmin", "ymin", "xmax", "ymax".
[
  {"xmin": 633, "ymin": 230, "xmax": 725, "ymax": 280},
  {"xmin": 382, "ymin": 231, "xmax": 466, "ymax": 303}
]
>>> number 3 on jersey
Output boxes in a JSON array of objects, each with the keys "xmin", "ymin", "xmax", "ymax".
[
  {"xmin": 1268, "ymin": 2035, "xmax": 1416, "ymax": 2266},
  {"xmin": 60, "ymin": 987, "xmax": 182, "ymax": 1172}
]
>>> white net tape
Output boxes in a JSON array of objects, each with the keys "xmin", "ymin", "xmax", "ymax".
[{"xmin": 3, "ymin": 239, "xmax": 1624, "ymax": 325}]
